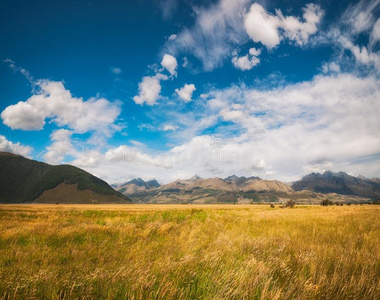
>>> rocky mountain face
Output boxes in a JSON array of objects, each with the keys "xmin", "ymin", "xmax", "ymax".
[
  {"xmin": 0, "ymin": 152, "xmax": 131, "ymax": 204},
  {"xmin": 292, "ymin": 171, "xmax": 380, "ymax": 199}
]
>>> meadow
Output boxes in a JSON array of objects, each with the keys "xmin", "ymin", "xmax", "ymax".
[{"xmin": 0, "ymin": 204, "xmax": 379, "ymax": 299}]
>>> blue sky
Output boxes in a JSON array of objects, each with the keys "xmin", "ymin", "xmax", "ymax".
[{"xmin": 1, "ymin": 0, "xmax": 380, "ymax": 183}]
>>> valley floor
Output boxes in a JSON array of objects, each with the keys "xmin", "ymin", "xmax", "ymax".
[{"xmin": 0, "ymin": 204, "xmax": 380, "ymax": 299}]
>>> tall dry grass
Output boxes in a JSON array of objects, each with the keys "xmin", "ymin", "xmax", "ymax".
[{"xmin": 0, "ymin": 204, "xmax": 379, "ymax": 299}]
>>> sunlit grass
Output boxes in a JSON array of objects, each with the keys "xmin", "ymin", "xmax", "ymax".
[{"xmin": 0, "ymin": 204, "xmax": 379, "ymax": 299}]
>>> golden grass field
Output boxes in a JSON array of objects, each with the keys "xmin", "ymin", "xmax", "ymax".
[{"xmin": 0, "ymin": 204, "xmax": 379, "ymax": 299}]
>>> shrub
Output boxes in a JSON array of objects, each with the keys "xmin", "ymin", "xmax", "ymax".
[
  {"xmin": 321, "ymin": 199, "xmax": 333, "ymax": 206},
  {"xmin": 284, "ymin": 199, "xmax": 296, "ymax": 208}
]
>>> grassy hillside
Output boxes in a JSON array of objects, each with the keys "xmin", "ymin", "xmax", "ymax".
[
  {"xmin": 0, "ymin": 152, "xmax": 130, "ymax": 203},
  {"xmin": 0, "ymin": 204, "xmax": 379, "ymax": 299}
]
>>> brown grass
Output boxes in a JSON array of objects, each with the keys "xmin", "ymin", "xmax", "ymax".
[{"xmin": 0, "ymin": 204, "xmax": 379, "ymax": 299}]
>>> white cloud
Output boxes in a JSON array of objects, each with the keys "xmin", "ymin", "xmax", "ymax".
[
  {"xmin": 341, "ymin": 0, "xmax": 380, "ymax": 35},
  {"xmin": 232, "ymin": 55, "xmax": 258, "ymax": 71},
  {"xmin": 133, "ymin": 73, "xmax": 168, "ymax": 106},
  {"xmin": 182, "ymin": 57, "xmax": 189, "ymax": 68},
  {"xmin": 168, "ymin": 34, "xmax": 177, "ymax": 41},
  {"xmin": 130, "ymin": 140, "xmax": 145, "ymax": 147},
  {"xmin": 4, "ymin": 58, "xmax": 34, "ymax": 83},
  {"xmin": 165, "ymin": 0, "xmax": 250, "ymax": 71},
  {"xmin": 338, "ymin": 36, "xmax": 380, "ymax": 70},
  {"xmin": 163, "ymin": 125, "xmax": 177, "ymax": 131},
  {"xmin": 71, "ymin": 150, "xmax": 104, "ymax": 168},
  {"xmin": 0, "ymin": 135, "xmax": 33, "ymax": 157},
  {"xmin": 1, "ymin": 101, "xmax": 46, "ymax": 130},
  {"xmin": 105, "ymin": 145, "xmax": 172, "ymax": 168},
  {"xmin": 175, "ymin": 83, "xmax": 196, "ymax": 102},
  {"xmin": 278, "ymin": 3, "xmax": 324, "ymax": 46},
  {"xmin": 249, "ymin": 47, "xmax": 261, "ymax": 56},
  {"xmin": 1, "ymin": 80, "xmax": 121, "ymax": 134},
  {"xmin": 370, "ymin": 18, "xmax": 380, "ymax": 47},
  {"xmin": 244, "ymin": 3, "xmax": 324, "ymax": 48},
  {"xmin": 232, "ymin": 47, "xmax": 261, "ymax": 71},
  {"xmin": 322, "ymin": 62, "xmax": 341, "ymax": 74},
  {"xmin": 165, "ymin": 1, "xmax": 323, "ymax": 70},
  {"xmin": 331, "ymin": 0, "xmax": 380, "ymax": 71},
  {"xmin": 244, "ymin": 3, "xmax": 280, "ymax": 49},
  {"xmin": 220, "ymin": 109, "xmax": 245, "ymax": 122},
  {"xmin": 111, "ymin": 67, "xmax": 122, "ymax": 74},
  {"xmin": 44, "ymin": 129, "xmax": 75, "ymax": 165},
  {"xmin": 161, "ymin": 54, "xmax": 178, "ymax": 77},
  {"xmin": 201, "ymin": 73, "xmax": 380, "ymax": 180},
  {"xmin": 60, "ymin": 73, "xmax": 380, "ymax": 183}
]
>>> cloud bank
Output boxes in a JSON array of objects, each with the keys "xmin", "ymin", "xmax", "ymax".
[{"xmin": 1, "ymin": 80, "xmax": 121, "ymax": 134}]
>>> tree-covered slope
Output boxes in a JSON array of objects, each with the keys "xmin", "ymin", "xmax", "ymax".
[{"xmin": 0, "ymin": 152, "xmax": 130, "ymax": 203}]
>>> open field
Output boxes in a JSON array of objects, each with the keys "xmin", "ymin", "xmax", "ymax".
[{"xmin": 1, "ymin": 204, "xmax": 380, "ymax": 299}]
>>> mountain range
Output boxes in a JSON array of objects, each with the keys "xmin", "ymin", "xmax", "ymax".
[
  {"xmin": 1, "ymin": 151, "xmax": 379, "ymax": 204},
  {"xmin": 292, "ymin": 171, "xmax": 380, "ymax": 199},
  {"xmin": 115, "ymin": 171, "xmax": 380, "ymax": 204},
  {"xmin": 111, "ymin": 178, "xmax": 160, "ymax": 194},
  {"xmin": 0, "ymin": 152, "xmax": 130, "ymax": 204}
]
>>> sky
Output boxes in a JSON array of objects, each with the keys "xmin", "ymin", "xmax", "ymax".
[{"xmin": 0, "ymin": 0, "xmax": 380, "ymax": 184}]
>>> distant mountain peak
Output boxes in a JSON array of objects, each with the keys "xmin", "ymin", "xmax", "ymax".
[
  {"xmin": 189, "ymin": 175, "xmax": 202, "ymax": 181},
  {"xmin": 146, "ymin": 179, "xmax": 161, "ymax": 188},
  {"xmin": 293, "ymin": 170, "xmax": 380, "ymax": 198}
]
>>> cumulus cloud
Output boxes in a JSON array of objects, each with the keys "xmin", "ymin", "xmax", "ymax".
[
  {"xmin": 168, "ymin": 34, "xmax": 177, "ymax": 41},
  {"xmin": 244, "ymin": 3, "xmax": 324, "ymax": 48},
  {"xmin": 133, "ymin": 73, "xmax": 168, "ymax": 106},
  {"xmin": 43, "ymin": 129, "xmax": 75, "ymax": 165},
  {"xmin": 232, "ymin": 47, "xmax": 261, "ymax": 71},
  {"xmin": 161, "ymin": 54, "xmax": 178, "ymax": 77},
  {"xmin": 278, "ymin": 4, "xmax": 324, "ymax": 46},
  {"xmin": 232, "ymin": 55, "xmax": 259, "ymax": 71},
  {"xmin": 249, "ymin": 47, "xmax": 261, "ymax": 56},
  {"xmin": 1, "ymin": 80, "xmax": 122, "ymax": 134},
  {"xmin": 0, "ymin": 135, "xmax": 33, "ymax": 157},
  {"xmin": 133, "ymin": 55, "xmax": 176, "ymax": 106},
  {"xmin": 175, "ymin": 83, "xmax": 196, "ymax": 102},
  {"xmin": 244, "ymin": 3, "xmax": 280, "ymax": 49}
]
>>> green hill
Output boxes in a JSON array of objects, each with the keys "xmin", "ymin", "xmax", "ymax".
[{"xmin": 0, "ymin": 152, "xmax": 131, "ymax": 204}]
